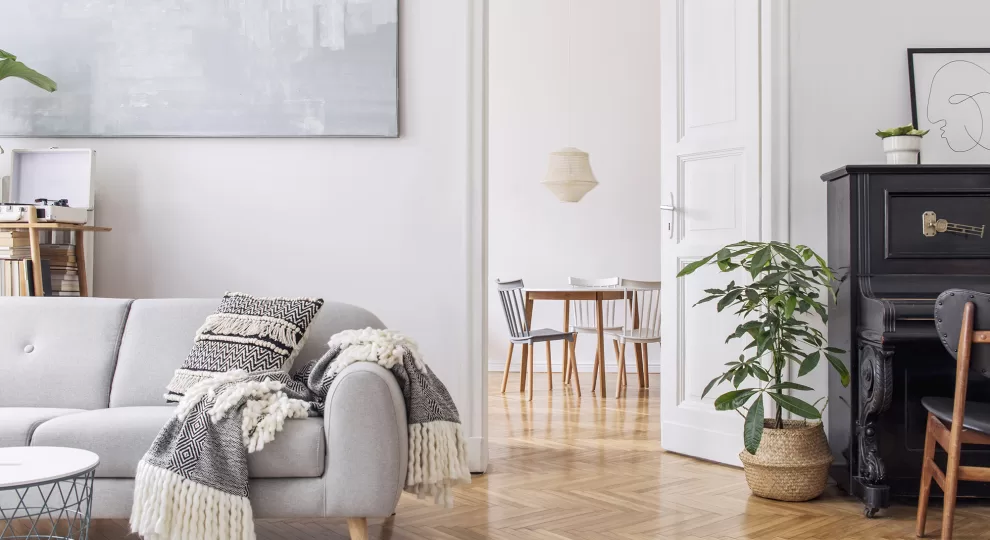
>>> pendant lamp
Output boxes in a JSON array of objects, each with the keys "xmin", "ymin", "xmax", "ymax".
[{"xmin": 542, "ymin": 147, "xmax": 598, "ymax": 202}]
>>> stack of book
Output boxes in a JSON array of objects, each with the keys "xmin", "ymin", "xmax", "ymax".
[
  {"xmin": 40, "ymin": 231, "xmax": 80, "ymax": 297},
  {"xmin": 0, "ymin": 230, "xmax": 78, "ymax": 297}
]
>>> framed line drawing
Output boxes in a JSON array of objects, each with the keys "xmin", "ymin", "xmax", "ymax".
[{"xmin": 909, "ymin": 48, "xmax": 990, "ymax": 164}]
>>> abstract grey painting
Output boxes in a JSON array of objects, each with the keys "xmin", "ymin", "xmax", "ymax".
[{"xmin": 0, "ymin": 0, "xmax": 398, "ymax": 137}]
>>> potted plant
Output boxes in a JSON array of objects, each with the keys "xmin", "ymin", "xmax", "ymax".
[
  {"xmin": 677, "ymin": 241, "xmax": 848, "ymax": 502},
  {"xmin": 876, "ymin": 124, "xmax": 929, "ymax": 164},
  {"xmin": 0, "ymin": 49, "xmax": 56, "ymax": 154}
]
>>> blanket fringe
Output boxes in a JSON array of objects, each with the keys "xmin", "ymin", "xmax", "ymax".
[
  {"xmin": 406, "ymin": 420, "xmax": 472, "ymax": 508},
  {"xmin": 130, "ymin": 460, "xmax": 254, "ymax": 540},
  {"xmin": 326, "ymin": 328, "xmax": 427, "ymax": 377}
]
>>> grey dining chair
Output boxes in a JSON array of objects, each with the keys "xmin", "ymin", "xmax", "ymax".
[
  {"xmin": 606, "ymin": 279, "xmax": 661, "ymax": 396},
  {"xmin": 496, "ymin": 279, "xmax": 580, "ymax": 401}
]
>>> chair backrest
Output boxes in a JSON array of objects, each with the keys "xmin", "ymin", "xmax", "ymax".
[
  {"xmin": 569, "ymin": 276, "xmax": 620, "ymax": 329},
  {"xmin": 620, "ymin": 279, "xmax": 662, "ymax": 337},
  {"xmin": 496, "ymin": 279, "xmax": 530, "ymax": 338},
  {"xmin": 935, "ymin": 289, "xmax": 990, "ymax": 379}
]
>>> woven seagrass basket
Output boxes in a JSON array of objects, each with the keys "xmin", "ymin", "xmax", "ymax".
[{"xmin": 738, "ymin": 419, "xmax": 832, "ymax": 502}]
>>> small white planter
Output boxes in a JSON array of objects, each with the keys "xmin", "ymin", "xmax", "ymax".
[{"xmin": 882, "ymin": 135, "xmax": 922, "ymax": 164}]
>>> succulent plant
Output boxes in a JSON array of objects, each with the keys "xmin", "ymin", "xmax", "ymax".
[{"xmin": 876, "ymin": 124, "xmax": 929, "ymax": 138}]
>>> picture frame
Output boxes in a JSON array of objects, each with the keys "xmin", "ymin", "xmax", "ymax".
[{"xmin": 909, "ymin": 48, "xmax": 990, "ymax": 164}]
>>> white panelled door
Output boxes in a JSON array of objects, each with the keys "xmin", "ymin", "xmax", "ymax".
[{"xmin": 659, "ymin": 0, "xmax": 762, "ymax": 466}]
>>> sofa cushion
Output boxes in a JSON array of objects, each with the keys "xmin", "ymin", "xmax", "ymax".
[
  {"xmin": 110, "ymin": 299, "xmax": 386, "ymax": 407},
  {"xmin": 0, "ymin": 297, "xmax": 132, "ymax": 408},
  {"xmin": 0, "ymin": 408, "xmax": 85, "ymax": 446},
  {"xmin": 30, "ymin": 407, "xmax": 326, "ymax": 479},
  {"xmin": 164, "ymin": 293, "xmax": 325, "ymax": 402}
]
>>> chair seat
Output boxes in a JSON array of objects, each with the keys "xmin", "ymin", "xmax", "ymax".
[
  {"xmin": 510, "ymin": 328, "xmax": 574, "ymax": 344},
  {"xmin": 922, "ymin": 396, "xmax": 990, "ymax": 435},
  {"xmin": 606, "ymin": 328, "xmax": 662, "ymax": 342},
  {"xmin": 571, "ymin": 325, "xmax": 622, "ymax": 334}
]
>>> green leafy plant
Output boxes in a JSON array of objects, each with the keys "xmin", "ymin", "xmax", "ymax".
[
  {"xmin": 0, "ymin": 49, "xmax": 57, "ymax": 92},
  {"xmin": 677, "ymin": 241, "xmax": 849, "ymax": 454},
  {"xmin": 875, "ymin": 124, "xmax": 928, "ymax": 138}
]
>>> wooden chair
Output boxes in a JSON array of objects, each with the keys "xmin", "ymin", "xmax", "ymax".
[
  {"xmin": 566, "ymin": 276, "xmax": 621, "ymax": 392},
  {"xmin": 917, "ymin": 289, "xmax": 990, "ymax": 539},
  {"xmin": 496, "ymin": 279, "xmax": 580, "ymax": 400},
  {"xmin": 606, "ymin": 279, "xmax": 661, "ymax": 397}
]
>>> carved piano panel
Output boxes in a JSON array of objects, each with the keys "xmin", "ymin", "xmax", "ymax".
[{"xmin": 823, "ymin": 165, "xmax": 990, "ymax": 517}]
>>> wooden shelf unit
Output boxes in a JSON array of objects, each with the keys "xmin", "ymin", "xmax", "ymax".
[{"xmin": 0, "ymin": 206, "xmax": 111, "ymax": 297}]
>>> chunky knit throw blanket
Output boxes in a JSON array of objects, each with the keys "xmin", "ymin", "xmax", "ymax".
[{"xmin": 130, "ymin": 329, "xmax": 471, "ymax": 540}]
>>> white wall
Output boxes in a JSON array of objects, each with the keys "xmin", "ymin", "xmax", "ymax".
[
  {"xmin": 789, "ymin": 0, "xmax": 990, "ymax": 410},
  {"xmin": 0, "ymin": 0, "xmax": 488, "ymax": 470},
  {"xmin": 488, "ymin": 0, "xmax": 662, "ymax": 374}
]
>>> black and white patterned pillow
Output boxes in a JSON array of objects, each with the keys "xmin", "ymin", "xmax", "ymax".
[{"xmin": 165, "ymin": 292, "xmax": 324, "ymax": 402}]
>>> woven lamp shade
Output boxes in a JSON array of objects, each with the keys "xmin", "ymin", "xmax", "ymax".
[{"xmin": 542, "ymin": 147, "xmax": 598, "ymax": 202}]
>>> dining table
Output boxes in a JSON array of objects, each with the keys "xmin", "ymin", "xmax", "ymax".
[{"xmin": 520, "ymin": 287, "xmax": 646, "ymax": 398}]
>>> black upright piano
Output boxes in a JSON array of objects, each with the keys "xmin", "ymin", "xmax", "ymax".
[{"xmin": 824, "ymin": 165, "xmax": 990, "ymax": 517}]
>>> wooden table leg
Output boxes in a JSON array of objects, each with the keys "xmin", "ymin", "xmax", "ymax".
[
  {"xmin": 591, "ymin": 348, "xmax": 600, "ymax": 393},
  {"xmin": 75, "ymin": 230, "xmax": 89, "ymax": 297},
  {"xmin": 562, "ymin": 300, "xmax": 570, "ymax": 384},
  {"xmin": 569, "ymin": 339, "xmax": 581, "ymax": 397},
  {"xmin": 596, "ymin": 292, "xmax": 606, "ymax": 398},
  {"xmin": 26, "ymin": 208, "xmax": 45, "ymax": 296}
]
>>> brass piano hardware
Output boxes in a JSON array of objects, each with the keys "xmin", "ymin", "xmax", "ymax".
[{"xmin": 922, "ymin": 211, "xmax": 985, "ymax": 238}]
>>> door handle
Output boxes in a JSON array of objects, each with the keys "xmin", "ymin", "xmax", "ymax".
[{"xmin": 662, "ymin": 193, "xmax": 676, "ymax": 238}]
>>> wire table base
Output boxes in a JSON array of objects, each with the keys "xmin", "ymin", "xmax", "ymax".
[{"xmin": 0, "ymin": 469, "xmax": 95, "ymax": 540}]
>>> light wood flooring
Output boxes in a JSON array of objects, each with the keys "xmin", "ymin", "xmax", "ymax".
[{"xmin": 63, "ymin": 374, "xmax": 990, "ymax": 538}]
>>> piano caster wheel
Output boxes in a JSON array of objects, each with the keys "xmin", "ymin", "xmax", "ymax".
[{"xmin": 863, "ymin": 507, "xmax": 879, "ymax": 519}]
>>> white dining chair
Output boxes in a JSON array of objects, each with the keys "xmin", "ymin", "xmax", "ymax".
[
  {"xmin": 567, "ymin": 276, "xmax": 621, "ymax": 393},
  {"xmin": 607, "ymin": 279, "xmax": 661, "ymax": 396}
]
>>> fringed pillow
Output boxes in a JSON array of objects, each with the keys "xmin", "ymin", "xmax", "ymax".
[{"xmin": 165, "ymin": 292, "xmax": 324, "ymax": 403}]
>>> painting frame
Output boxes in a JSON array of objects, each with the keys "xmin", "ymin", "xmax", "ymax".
[
  {"xmin": 0, "ymin": 0, "xmax": 400, "ymax": 139},
  {"xmin": 909, "ymin": 47, "xmax": 990, "ymax": 164}
]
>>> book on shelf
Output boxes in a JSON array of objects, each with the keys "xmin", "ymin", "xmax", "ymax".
[{"xmin": 0, "ymin": 259, "xmax": 52, "ymax": 296}]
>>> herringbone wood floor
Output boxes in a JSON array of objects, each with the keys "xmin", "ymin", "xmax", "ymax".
[{"xmin": 34, "ymin": 373, "xmax": 990, "ymax": 538}]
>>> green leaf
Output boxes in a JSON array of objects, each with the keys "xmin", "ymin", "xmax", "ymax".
[
  {"xmin": 784, "ymin": 295, "xmax": 797, "ymax": 320},
  {"xmin": 744, "ymin": 397, "xmax": 765, "ymax": 454},
  {"xmin": 757, "ymin": 273, "xmax": 787, "ymax": 286},
  {"xmin": 714, "ymin": 389, "xmax": 757, "ymax": 411},
  {"xmin": 701, "ymin": 376, "xmax": 721, "ymax": 399},
  {"xmin": 693, "ymin": 294, "xmax": 720, "ymax": 306},
  {"xmin": 716, "ymin": 289, "xmax": 742, "ymax": 312},
  {"xmin": 0, "ymin": 49, "xmax": 16, "ymax": 61},
  {"xmin": 750, "ymin": 247, "xmax": 772, "ymax": 278},
  {"xmin": 769, "ymin": 393, "xmax": 821, "ymax": 419},
  {"xmin": 678, "ymin": 254, "xmax": 714, "ymax": 277},
  {"xmin": 798, "ymin": 351, "xmax": 820, "ymax": 377},
  {"xmin": 826, "ymin": 352, "xmax": 850, "ymax": 387},
  {"xmin": 744, "ymin": 288, "xmax": 759, "ymax": 304},
  {"xmin": 825, "ymin": 346, "xmax": 845, "ymax": 353},
  {"xmin": 732, "ymin": 367, "xmax": 747, "ymax": 388},
  {"xmin": 0, "ymin": 58, "xmax": 57, "ymax": 92},
  {"xmin": 768, "ymin": 381, "xmax": 814, "ymax": 392},
  {"xmin": 716, "ymin": 248, "xmax": 732, "ymax": 262},
  {"xmin": 704, "ymin": 288, "xmax": 723, "ymax": 295}
]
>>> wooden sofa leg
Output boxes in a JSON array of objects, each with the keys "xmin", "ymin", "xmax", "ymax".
[{"xmin": 347, "ymin": 517, "xmax": 368, "ymax": 540}]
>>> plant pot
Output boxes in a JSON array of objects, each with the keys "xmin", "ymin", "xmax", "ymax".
[
  {"xmin": 738, "ymin": 419, "xmax": 832, "ymax": 502},
  {"xmin": 882, "ymin": 135, "xmax": 922, "ymax": 164}
]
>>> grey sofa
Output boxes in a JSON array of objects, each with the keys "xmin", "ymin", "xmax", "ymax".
[{"xmin": 0, "ymin": 297, "xmax": 407, "ymax": 539}]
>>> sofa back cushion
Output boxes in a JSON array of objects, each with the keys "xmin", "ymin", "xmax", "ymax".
[
  {"xmin": 0, "ymin": 297, "xmax": 132, "ymax": 409},
  {"xmin": 109, "ymin": 299, "xmax": 386, "ymax": 407}
]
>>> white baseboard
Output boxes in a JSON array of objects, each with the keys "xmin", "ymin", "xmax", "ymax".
[
  {"xmin": 488, "ymin": 361, "xmax": 660, "ymax": 373},
  {"xmin": 467, "ymin": 436, "xmax": 488, "ymax": 473}
]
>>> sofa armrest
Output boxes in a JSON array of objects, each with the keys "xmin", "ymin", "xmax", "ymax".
[{"xmin": 323, "ymin": 362, "xmax": 408, "ymax": 518}]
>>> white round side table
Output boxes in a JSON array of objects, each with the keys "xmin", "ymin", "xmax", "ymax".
[{"xmin": 0, "ymin": 447, "xmax": 99, "ymax": 540}]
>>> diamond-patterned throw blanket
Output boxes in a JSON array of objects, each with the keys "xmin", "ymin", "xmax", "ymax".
[{"xmin": 130, "ymin": 329, "xmax": 471, "ymax": 540}]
